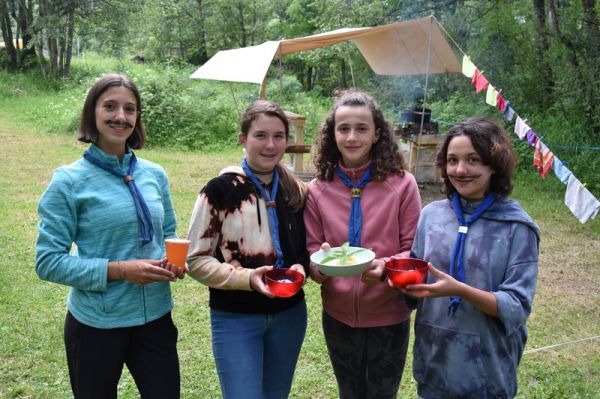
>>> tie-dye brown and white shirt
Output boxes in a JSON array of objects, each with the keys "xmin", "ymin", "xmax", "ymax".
[{"xmin": 186, "ymin": 166, "xmax": 308, "ymax": 314}]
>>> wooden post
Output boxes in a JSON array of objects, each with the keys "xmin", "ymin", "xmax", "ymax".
[
  {"xmin": 260, "ymin": 78, "xmax": 267, "ymax": 99},
  {"xmin": 293, "ymin": 117, "xmax": 305, "ymax": 173},
  {"xmin": 284, "ymin": 111, "xmax": 308, "ymax": 174}
]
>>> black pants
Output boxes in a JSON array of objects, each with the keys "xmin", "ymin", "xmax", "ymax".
[
  {"xmin": 322, "ymin": 311, "xmax": 410, "ymax": 399},
  {"xmin": 64, "ymin": 311, "xmax": 180, "ymax": 399}
]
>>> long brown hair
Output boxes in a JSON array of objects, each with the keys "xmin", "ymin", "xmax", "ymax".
[
  {"xmin": 436, "ymin": 117, "xmax": 516, "ymax": 198},
  {"xmin": 312, "ymin": 90, "xmax": 405, "ymax": 181},
  {"xmin": 77, "ymin": 73, "xmax": 145, "ymax": 149},
  {"xmin": 239, "ymin": 100, "xmax": 307, "ymax": 211}
]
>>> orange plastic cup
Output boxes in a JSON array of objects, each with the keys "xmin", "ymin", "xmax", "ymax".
[{"xmin": 165, "ymin": 238, "xmax": 191, "ymax": 269}]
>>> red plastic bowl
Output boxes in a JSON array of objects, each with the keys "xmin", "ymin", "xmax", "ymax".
[
  {"xmin": 385, "ymin": 258, "xmax": 429, "ymax": 288},
  {"xmin": 265, "ymin": 268, "xmax": 305, "ymax": 298}
]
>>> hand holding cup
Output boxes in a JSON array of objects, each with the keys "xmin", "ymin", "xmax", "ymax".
[{"xmin": 165, "ymin": 238, "xmax": 190, "ymax": 278}]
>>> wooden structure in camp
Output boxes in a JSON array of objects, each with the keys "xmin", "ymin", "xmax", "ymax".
[{"xmin": 283, "ymin": 111, "xmax": 313, "ymax": 181}]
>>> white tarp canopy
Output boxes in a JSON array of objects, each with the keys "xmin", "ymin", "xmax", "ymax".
[{"xmin": 191, "ymin": 16, "xmax": 461, "ymax": 85}]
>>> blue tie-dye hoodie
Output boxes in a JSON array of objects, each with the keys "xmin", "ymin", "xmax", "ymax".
[{"xmin": 411, "ymin": 197, "xmax": 540, "ymax": 399}]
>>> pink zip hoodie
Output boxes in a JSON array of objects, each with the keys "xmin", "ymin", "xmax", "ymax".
[{"xmin": 304, "ymin": 162, "xmax": 421, "ymax": 327}]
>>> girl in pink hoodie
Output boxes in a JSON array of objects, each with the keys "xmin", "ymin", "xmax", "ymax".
[{"xmin": 304, "ymin": 90, "xmax": 421, "ymax": 399}]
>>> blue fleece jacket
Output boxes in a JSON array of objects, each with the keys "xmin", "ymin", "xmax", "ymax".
[
  {"xmin": 411, "ymin": 197, "xmax": 540, "ymax": 399},
  {"xmin": 35, "ymin": 144, "xmax": 176, "ymax": 329}
]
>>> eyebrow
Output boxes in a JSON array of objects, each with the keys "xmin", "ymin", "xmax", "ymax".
[
  {"xmin": 253, "ymin": 130, "xmax": 285, "ymax": 135},
  {"xmin": 102, "ymin": 99, "xmax": 137, "ymax": 106},
  {"xmin": 447, "ymin": 151, "xmax": 480, "ymax": 156},
  {"xmin": 337, "ymin": 122, "xmax": 370, "ymax": 127}
]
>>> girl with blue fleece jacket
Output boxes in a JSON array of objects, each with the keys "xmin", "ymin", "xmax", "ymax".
[
  {"xmin": 36, "ymin": 74, "xmax": 183, "ymax": 398},
  {"xmin": 399, "ymin": 117, "xmax": 540, "ymax": 399}
]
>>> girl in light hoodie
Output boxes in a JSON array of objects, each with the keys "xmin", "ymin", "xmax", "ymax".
[{"xmin": 399, "ymin": 118, "xmax": 540, "ymax": 399}]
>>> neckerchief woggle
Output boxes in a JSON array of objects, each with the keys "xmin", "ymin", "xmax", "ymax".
[
  {"xmin": 448, "ymin": 191, "xmax": 496, "ymax": 315},
  {"xmin": 83, "ymin": 149, "xmax": 154, "ymax": 245},
  {"xmin": 241, "ymin": 159, "xmax": 284, "ymax": 268},
  {"xmin": 336, "ymin": 164, "xmax": 372, "ymax": 247}
]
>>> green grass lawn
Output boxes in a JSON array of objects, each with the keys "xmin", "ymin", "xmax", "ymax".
[{"xmin": 0, "ymin": 110, "xmax": 599, "ymax": 398}]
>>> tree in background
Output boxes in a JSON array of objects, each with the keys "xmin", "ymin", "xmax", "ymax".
[
  {"xmin": 37, "ymin": 0, "xmax": 79, "ymax": 78},
  {"xmin": 543, "ymin": 0, "xmax": 600, "ymax": 135},
  {"xmin": 0, "ymin": 0, "xmax": 18, "ymax": 69},
  {"xmin": 0, "ymin": 0, "xmax": 87, "ymax": 77},
  {"xmin": 0, "ymin": 0, "xmax": 36, "ymax": 69}
]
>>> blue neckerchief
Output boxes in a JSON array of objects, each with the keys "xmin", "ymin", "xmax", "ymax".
[
  {"xmin": 83, "ymin": 150, "xmax": 154, "ymax": 245},
  {"xmin": 336, "ymin": 165, "xmax": 372, "ymax": 247},
  {"xmin": 448, "ymin": 191, "xmax": 496, "ymax": 315},
  {"xmin": 241, "ymin": 159, "xmax": 284, "ymax": 268}
]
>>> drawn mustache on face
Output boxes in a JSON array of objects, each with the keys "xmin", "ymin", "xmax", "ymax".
[
  {"xmin": 105, "ymin": 120, "xmax": 134, "ymax": 128},
  {"xmin": 450, "ymin": 175, "xmax": 481, "ymax": 180}
]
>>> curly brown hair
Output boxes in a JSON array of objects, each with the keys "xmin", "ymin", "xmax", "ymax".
[
  {"xmin": 436, "ymin": 117, "xmax": 517, "ymax": 198},
  {"xmin": 312, "ymin": 90, "xmax": 405, "ymax": 181}
]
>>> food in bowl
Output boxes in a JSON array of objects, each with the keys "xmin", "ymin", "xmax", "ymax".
[
  {"xmin": 264, "ymin": 268, "xmax": 304, "ymax": 298},
  {"xmin": 325, "ymin": 256, "xmax": 358, "ymax": 266},
  {"xmin": 320, "ymin": 242, "xmax": 367, "ymax": 266},
  {"xmin": 385, "ymin": 258, "xmax": 428, "ymax": 288}
]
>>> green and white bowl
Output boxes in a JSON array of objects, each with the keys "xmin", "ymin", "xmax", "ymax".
[{"xmin": 310, "ymin": 246, "xmax": 375, "ymax": 277}]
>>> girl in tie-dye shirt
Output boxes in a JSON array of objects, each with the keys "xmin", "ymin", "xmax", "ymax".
[{"xmin": 398, "ymin": 118, "xmax": 540, "ymax": 399}]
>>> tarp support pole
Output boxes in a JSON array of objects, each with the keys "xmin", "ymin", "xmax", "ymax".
[
  {"xmin": 278, "ymin": 56, "xmax": 284, "ymax": 103},
  {"xmin": 228, "ymin": 83, "xmax": 240, "ymax": 115},
  {"xmin": 414, "ymin": 15, "xmax": 434, "ymax": 180},
  {"xmin": 345, "ymin": 42, "xmax": 356, "ymax": 87},
  {"xmin": 260, "ymin": 78, "xmax": 267, "ymax": 99}
]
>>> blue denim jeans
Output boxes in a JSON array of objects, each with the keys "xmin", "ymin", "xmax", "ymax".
[{"xmin": 210, "ymin": 300, "xmax": 307, "ymax": 399}]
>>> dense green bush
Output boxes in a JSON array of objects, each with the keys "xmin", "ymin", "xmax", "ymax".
[
  {"xmin": 130, "ymin": 69, "xmax": 239, "ymax": 151},
  {"xmin": 0, "ymin": 57, "xmax": 331, "ymax": 152}
]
